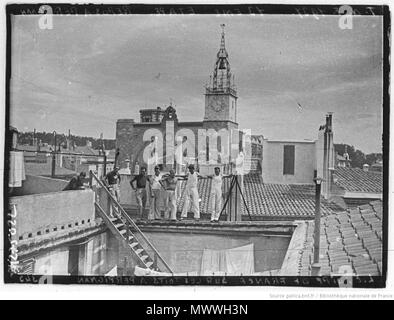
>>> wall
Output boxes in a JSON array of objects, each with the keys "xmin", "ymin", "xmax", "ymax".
[
  {"xmin": 10, "ymin": 189, "xmax": 95, "ymax": 240},
  {"xmin": 21, "ymin": 230, "xmax": 117, "ymax": 276},
  {"xmin": 262, "ymin": 140, "xmax": 316, "ymax": 184},
  {"xmin": 34, "ymin": 248, "xmax": 70, "ymax": 275},
  {"xmin": 11, "ymin": 174, "xmax": 68, "ymax": 196},
  {"xmin": 143, "ymin": 231, "xmax": 291, "ymax": 274},
  {"xmin": 116, "ymin": 117, "xmax": 240, "ymax": 173},
  {"xmin": 19, "ymin": 228, "xmax": 291, "ymax": 276},
  {"xmin": 116, "ymin": 119, "xmax": 204, "ymax": 170}
]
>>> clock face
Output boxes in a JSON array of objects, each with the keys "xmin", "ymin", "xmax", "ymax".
[{"xmin": 210, "ymin": 96, "xmax": 225, "ymax": 112}]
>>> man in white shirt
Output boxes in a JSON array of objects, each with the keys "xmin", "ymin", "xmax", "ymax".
[
  {"xmin": 148, "ymin": 166, "xmax": 163, "ymax": 220},
  {"xmin": 207, "ymin": 167, "xmax": 232, "ymax": 222},
  {"xmin": 179, "ymin": 164, "xmax": 204, "ymax": 220}
]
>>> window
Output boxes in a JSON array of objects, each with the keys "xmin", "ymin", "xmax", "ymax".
[{"xmin": 283, "ymin": 145, "xmax": 295, "ymax": 175}]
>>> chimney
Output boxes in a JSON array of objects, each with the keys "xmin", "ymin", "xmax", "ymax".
[
  {"xmin": 322, "ymin": 112, "xmax": 334, "ymax": 199},
  {"xmin": 86, "ymin": 140, "xmax": 92, "ymax": 148},
  {"xmin": 343, "ymin": 145, "xmax": 350, "ymax": 167},
  {"xmin": 363, "ymin": 164, "xmax": 369, "ymax": 172},
  {"xmin": 67, "ymin": 129, "xmax": 71, "ymax": 150},
  {"xmin": 32, "ymin": 128, "xmax": 37, "ymax": 147}
]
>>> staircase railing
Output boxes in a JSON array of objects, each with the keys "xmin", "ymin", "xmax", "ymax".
[{"xmin": 89, "ymin": 170, "xmax": 173, "ymax": 274}]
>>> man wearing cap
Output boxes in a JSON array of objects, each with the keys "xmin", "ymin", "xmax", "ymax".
[
  {"xmin": 179, "ymin": 164, "xmax": 204, "ymax": 221},
  {"xmin": 148, "ymin": 166, "xmax": 163, "ymax": 220},
  {"xmin": 63, "ymin": 172, "xmax": 86, "ymax": 191}
]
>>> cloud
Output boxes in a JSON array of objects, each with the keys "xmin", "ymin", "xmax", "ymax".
[{"xmin": 10, "ymin": 14, "xmax": 384, "ymax": 153}]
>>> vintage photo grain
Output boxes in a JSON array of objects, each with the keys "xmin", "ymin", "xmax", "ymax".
[{"xmin": 3, "ymin": 4, "xmax": 389, "ymax": 287}]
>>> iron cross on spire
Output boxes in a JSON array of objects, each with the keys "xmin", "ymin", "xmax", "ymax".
[{"xmin": 220, "ymin": 24, "xmax": 226, "ymax": 48}]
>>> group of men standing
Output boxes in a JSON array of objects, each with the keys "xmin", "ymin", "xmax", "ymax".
[
  {"xmin": 129, "ymin": 164, "xmax": 232, "ymax": 222},
  {"xmin": 64, "ymin": 163, "xmax": 232, "ymax": 222}
]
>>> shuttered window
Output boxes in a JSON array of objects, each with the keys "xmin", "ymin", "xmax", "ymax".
[{"xmin": 283, "ymin": 145, "xmax": 295, "ymax": 175}]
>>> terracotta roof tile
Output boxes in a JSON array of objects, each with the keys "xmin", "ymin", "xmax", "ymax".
[
  {"xmin": 333, "ymin": 167, "xmax": 383, "ymax": 193},
  {"xmin": 297, "ymin": 201, "xmax": 383, "ymax": 276},
  {"xmin": 242, "ymin": 174, "xmax": 343, "ymax": 217}
]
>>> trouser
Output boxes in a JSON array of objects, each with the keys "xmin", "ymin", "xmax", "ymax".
[
  {"xmin": 149, "ymin": 189, "xmax": 162, "ymax": 220},
  {"xmin": 135, "ymin": 188, "xmax": 147, "ymax": 216},
  {"xmin": 109, "ymin": 184, "xmax": 120, "ymax": 202},
  {"xmin": 108, "ymin": 184, "xmax": 120, "ymax": 217},
  {"xmin": 181, "ymin": 187, "xmax": 200, "ymax": 219},
  {"xmin": 164, "ymin": 190, "xmax": 177, "ymax": 220},
  {"xmin": 210, "ymin": 188, "xmax": 222, "ymax": 221}
]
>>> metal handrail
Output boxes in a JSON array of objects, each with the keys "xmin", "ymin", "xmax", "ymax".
[{"xmin": 90, "ymin": 170, "xmax": 173, "ymax": 274}]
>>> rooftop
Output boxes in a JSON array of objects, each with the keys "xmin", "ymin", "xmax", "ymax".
[
  {"xmin": 295, "ymin": 200, "xmax": 383, "ymax": 276},
  {"xmin": 333, "ymin": 167, "xmax": 383, "ymax": 194},
  {"xmin": 336, "ymin": 154, "xmax": 351, "ymax": 162},
  {"xmin": 25, "ymin": 161, "xmax": 76, "ymax": 177},
  {"xmin": 243, "ymin": 174, "xmax": 343, "ymax": 218},
  {"xmin": 175, "ymin": 174, "xmax": 343, "ymax": 219},
  {"xmin": 73, "ymin": 145, "xmax": 100, "ymax": 156}
]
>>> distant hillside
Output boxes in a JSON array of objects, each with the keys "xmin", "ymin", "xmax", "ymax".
[{"xmin": 17, "ymin": 131, "xmax": 116, "ymax": 150}]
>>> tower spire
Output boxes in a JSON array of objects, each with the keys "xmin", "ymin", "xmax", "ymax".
[{"xmin": 206, "ymin": 24, "xmax": 235, "ymax": 93}]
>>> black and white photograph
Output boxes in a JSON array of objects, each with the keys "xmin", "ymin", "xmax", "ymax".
[{"xmin": 2, "ymin": 2, "xmax": 389, "ymax": 293}]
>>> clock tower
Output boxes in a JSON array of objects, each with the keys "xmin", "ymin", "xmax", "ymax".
[{"xmin": 204, "ymin": 24, "xmax": 238, "ymax": 124}]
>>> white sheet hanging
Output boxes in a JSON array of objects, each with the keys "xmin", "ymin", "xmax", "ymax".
[
  {"xmin": 9, "ymin": 151, "xmax": 26, "ymax": 188},
  {"xmin": 200, "ymin": 243, "xmax": 255, "ymax": 276}
]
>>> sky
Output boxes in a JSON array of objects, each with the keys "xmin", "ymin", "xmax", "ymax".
[{"xmin": 10, "ymin": 14, "xmax": 383, "ymax": 153}]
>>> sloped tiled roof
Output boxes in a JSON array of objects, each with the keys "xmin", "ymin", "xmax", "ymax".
[
  {"xmin": 73, "ymin": 146, "xmax": 100, "ymax": 156},
  {"xmin": 334, "ymin": 167, "xmax": 383, "ymax": 193},
  {"xmin": 243, "ymin": 174, "xmax": 343, "ymax": 217},
  {"xmin": 297, "ymin": 201, "xmax": 383, "ymax": 276},
  {"xmin": 175, "ymin": 174, "xmax": 343, "ymax": 218}
]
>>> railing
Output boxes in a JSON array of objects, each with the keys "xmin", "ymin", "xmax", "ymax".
[{"xmin": 89, "ymin": 170, "xmax": 173, "ymax": 274}]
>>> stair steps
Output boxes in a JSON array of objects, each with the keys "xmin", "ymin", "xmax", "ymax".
[{"xmin": 90, "ymin": 171, "xmax": 173, "ymax": 274}]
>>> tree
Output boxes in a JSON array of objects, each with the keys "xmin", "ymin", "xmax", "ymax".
[
  {"xmin": 334, "ymin": 143, "xmax": 383, "ymax": 169},
  {"xmin": 17, "ymin": 130, "xmax": 116, "ymax": 150}
]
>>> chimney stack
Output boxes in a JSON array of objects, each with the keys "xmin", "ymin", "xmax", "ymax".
[{"xmin": 363, "ymin": 164, "xmax": 369, "ymax": 172}]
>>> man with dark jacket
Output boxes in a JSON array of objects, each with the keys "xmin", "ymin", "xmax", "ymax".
[
  {"xmin": 63, "ymin": 172, "xmax": 86, "ymax": 191},
  {"xmin": 105, "ymin": 167, "xmax": 121, "ymax": 202}
]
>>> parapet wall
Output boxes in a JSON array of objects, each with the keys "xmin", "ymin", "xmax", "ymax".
[
  {"xmin": 11, "ymin": 175, "xmax": 69, "ymax": 196},
  {"xmin": 10, "ymin": 189, "xmax": 96, "ymax": 240}
]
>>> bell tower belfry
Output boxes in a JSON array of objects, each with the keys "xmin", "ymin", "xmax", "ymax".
[{"xmin": 204, "ymin": 24, "xmax": 238, "ymax": 124}]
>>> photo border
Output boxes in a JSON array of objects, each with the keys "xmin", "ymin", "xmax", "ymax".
[{"xmin": 3, "ymin": 3, "xmax": 390, "ymax": 288}]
